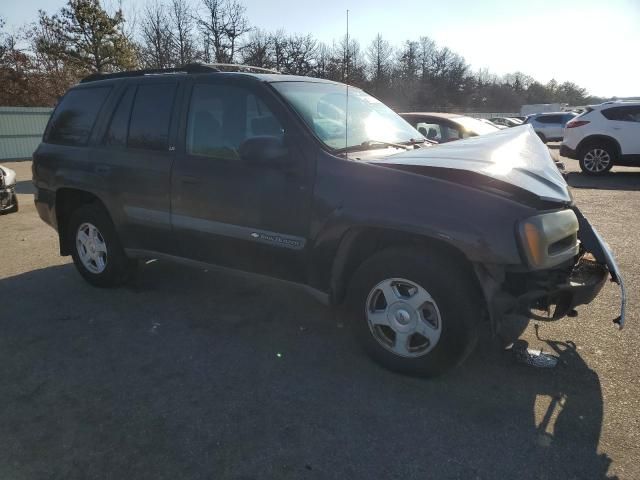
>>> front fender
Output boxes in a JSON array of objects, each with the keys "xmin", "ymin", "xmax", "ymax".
[{"xmin": 307, "ymin": 154, "xmax": 539, "ymax": 294}]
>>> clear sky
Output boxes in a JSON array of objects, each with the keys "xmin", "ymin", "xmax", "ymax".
[{"xmin": 3, "ymin": 0, "xmax": 639, "ymax": 97}]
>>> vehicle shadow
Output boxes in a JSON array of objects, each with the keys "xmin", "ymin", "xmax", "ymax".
[
  {"xmin": 567, "ymin": 171, "xmax": 640, "ymax": 191},
  {"xmin": 0, "ymin": 262, "xmax": 615, "ymax": 479}
]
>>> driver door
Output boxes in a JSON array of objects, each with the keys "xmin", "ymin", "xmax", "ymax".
[{"xmin": 171, "ymin": 77, "xmax": 313, "ymax": 282}]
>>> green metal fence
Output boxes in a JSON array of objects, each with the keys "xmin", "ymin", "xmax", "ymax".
[{"xmin": 0, "ymin": 107, "xmax": 53, "ymax": 161}]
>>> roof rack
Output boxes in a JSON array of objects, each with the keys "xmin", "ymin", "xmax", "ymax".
[
  {"xmin": 601, "ymin": 99, "xmax": 640, "ymax": 105},
  {"xmin": 203, "ymin": 63, "xmax": 281, "ymax": 74},
  {"xmin": 80, "ymin": 63, "xmax": 280, "ymax": 83}
]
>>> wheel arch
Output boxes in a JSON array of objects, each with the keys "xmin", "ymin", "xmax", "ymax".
[
  {"xmin": 55, "ymin": 188, "xmax": 110, "ymax": 256},
  {"xmin": 576, "ymin": 135, "xmax": 621, "ymax": 158},
  {"xmin": 329, "ymin": 226, "xmax": 485, "ymax": 309}
]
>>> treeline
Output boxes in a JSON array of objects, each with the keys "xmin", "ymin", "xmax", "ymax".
[{"xmin": 0, "ymin": 0, "xmax": 604, "ymax": 110}]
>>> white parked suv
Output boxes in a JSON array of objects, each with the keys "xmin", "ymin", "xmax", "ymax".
[{"xmin": 561, "ymin": 101, "xmax": 640, "ymax": 175}]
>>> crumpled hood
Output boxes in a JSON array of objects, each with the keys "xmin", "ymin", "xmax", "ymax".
[{"xmin": 370, "ymin": 125, "xmax": 571, "ymax": 203}]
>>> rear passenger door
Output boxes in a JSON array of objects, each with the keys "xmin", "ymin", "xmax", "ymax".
[
  {"xmin": 602, "ymin": 106, "xmax": 640, "ymax": 155},
  {"xmin": 92, "ymin": 77, "xmax": 182, "ymax": 254},
  {"xmin": 540, "ymin": 115, "xmax": 563, "ymax": 140},
  {"xmin": 171, "ymin": 77, "xmax": 312, "ymax": 282}
]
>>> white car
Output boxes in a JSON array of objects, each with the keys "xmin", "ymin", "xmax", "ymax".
[
  {"xmin": 0, "ymin": 165, "xmax": 18, "ymax": 213},
  {"xmin": 561, "ymin": 101, "xmax": 640, "ymax": 175}
]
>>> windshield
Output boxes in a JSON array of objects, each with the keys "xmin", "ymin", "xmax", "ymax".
[
  {"xmin": 454, "ymin": 116, "xmax": 501, "ymax": 135},
  {"xmin": 272, "ymin": 81, "xmax": 423, "ymax": 151}
]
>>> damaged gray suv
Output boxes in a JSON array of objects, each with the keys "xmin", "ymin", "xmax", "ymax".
[{"xmin": 32, "ymin": 64, "xmax": 625, "ymax": 376}]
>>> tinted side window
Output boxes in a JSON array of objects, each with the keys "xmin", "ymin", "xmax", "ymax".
[
  {"xmin": 628, "ymin": 107, "xmax": 640, "ymax": 122},
  {"xmin": 537, "ymin": 115, "xmax": 562, "ymax": 124},
  {"xmin": 186, "ymin": 83, "xmax": 284, "ymax": 159},
  {"xmin": 602, "ymin": 106, "xmax": 640, "ymax": 122},
  {"xmin": 46, "ymin": 87, "xmax": 111, "ymax": 146},
  {"xmin": 103, "ymin": 86, "xmax": 135, "ymax": 147},
  {"xmin": 128, "ymin": 84, "xmax": 177, "ymax": 151}
]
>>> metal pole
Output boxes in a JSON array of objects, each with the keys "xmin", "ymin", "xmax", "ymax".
[{"xmin": 345, "ymin": 9, "xmax": 349, "ymax": 152}]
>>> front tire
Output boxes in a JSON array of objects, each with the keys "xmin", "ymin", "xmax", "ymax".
[
  {"xmin": 68, "ymin": 204, "xmax": 135, "ymax": 287},
  {"xmin": 536, "ymin": 132, "xmax": 547, "ymax": 143},
  {"xmin": 579, "ymin": 143, "xmax": 615, "ymax": 175},
  {"xmin": 346, "ymin": 247, "xmax": 482, "ymax": 377}
]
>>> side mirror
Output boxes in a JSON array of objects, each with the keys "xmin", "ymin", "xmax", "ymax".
[{"xmin": 239, "ymin": 136, "xmax": 290, "ymax": 168}]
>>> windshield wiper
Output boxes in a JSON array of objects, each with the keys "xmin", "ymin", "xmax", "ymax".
[
  {"xmin": 335, "ymin": 140, "xmax": 410, "ymax": 154},
  {"xmin": 401, "ymin": 138, "xmax": 437, "ymax": 146}
]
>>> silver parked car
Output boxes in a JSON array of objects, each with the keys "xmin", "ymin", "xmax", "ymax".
[
  {"xmin": 399, "ymin": 112, "xmax": 501, "ymax": 143},
  {"xmin": 489, "ymin": 117, "xmax": 523, "ymax": 128},
  {"xmin": 0, "ymin": 165, "xmax": 18, "ymax": 214},
  {"xmin": 524, "ymin": 112, "xmax": 577, "ymax": 143}
]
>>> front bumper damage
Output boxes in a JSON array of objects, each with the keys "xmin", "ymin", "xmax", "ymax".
[
  {"xmin": 477, "ymin": 208, "xmax": 626, "ymax": 336},
  {"xmin": 573, "ymin": 208, "xmax": 626, "ymax": 328},
  {"xmin": 0, "ymin": 185, "xmax": 17, "ymax": 213}
]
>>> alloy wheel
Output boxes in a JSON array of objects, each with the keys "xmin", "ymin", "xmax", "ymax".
[
  {"xmin": 365, "ymin": 278, "xmax": 442, "ymax": 358},
  {"xmin": 583, "ymin": 148, "xmax": 611, "ymax": 173},
  {"xmin": 76, "ymin": 222, "xmax": 108, "ymax": 274}
]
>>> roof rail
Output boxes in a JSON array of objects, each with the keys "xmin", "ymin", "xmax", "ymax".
[
  {"xmin": 203, "ymin": 63, "xmax": 281, "ymax": 74},
  {"xmin": 80, "ymin": 63, "xmax": 220, "ymax": 83},
  {"xmin": 601, "ymin": 99, "xmax": 640, "ymax": 105},
  {"xmin": 80, "ymin": 63, "xmax": 281, "ymax": 83}
]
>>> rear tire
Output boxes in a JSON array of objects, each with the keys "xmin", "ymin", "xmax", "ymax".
[
  {"xmin": 579, "ymin": 143, "xmax": 615, "ymax": 175},
  {"xmin": 68, "ymin": 204, "xmax": 136, "ymax": 287},
  {"xmin": 346, "ymin": 247, "xmax": 482, "ymax": 377}
]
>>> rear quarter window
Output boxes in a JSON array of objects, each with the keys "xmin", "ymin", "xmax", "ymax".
[
  {"xmin": 602, "ymin": 106, "xmax": 640, "ymax": 122},
  {"xmin": 45, "ymin": 87, "xmax": 112, "ymax": 146}
]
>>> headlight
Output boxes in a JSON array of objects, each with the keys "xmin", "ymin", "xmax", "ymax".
[{"xmin": 518, "ymin": 209, "xmax": 579, "ymax": 269}]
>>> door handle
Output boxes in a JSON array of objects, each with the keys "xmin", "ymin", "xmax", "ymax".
[{"xmin": 95, "ymin": 165, "xmax": 111, "ymax": 176}]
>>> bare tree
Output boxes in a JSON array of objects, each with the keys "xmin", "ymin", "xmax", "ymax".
[
  {"xmin": 366, "ymin": 34, "xmax": 393, "ymax": 94},
  {"xmin": 0, "ymin": 21, "xmax": 35, "ymax": 106},
  {"xmin": 329, "ymin": 35, "xmax": 365, "ymax": 84},
  {"xmin": 313, "ymin": 42, "xmax": 331, "ymax": 78},
  {"xmin": 241, "ymin": 29, "xmax": 273, "ymax": 68},
  {"xmin": 224, "ymin": 0, "xmax": 250, "ymax": 62},
  {"xmin": 280, "ymin": 34, "xmax": 317, "ymax": 75},
  {"xmin": 198, "ymin": 0, "xmax": 249, "ymax": 63},
  {"xmin": 139, "ymin": 1, "xmax": 174, "ymax": 68},
  {"xmin": 417, "ymin": 36, "xmax": 436, "ymax": 80},
  {"xmin": 393, "ymin": 41, "xmax": 420, "ymax": 109},
  {"xmin": 270, "ymin": 29, "xmax": 287, "ymax": 71},
  {"xmin": 170, "ymin": 0, "xmax": 195, "ymax": 65},
  {"xmin": 198, "ymin": 0, "xmax": 225, "ymax": 62}
]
